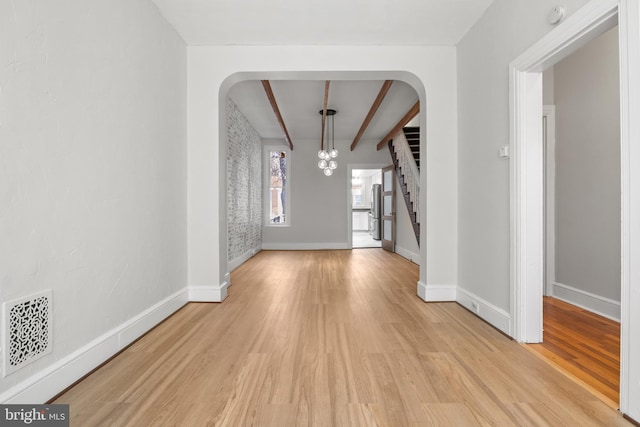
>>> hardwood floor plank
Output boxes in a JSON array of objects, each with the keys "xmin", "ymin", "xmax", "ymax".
[
  {"xmin": 363, "ymin": 352, "xmax": 418, "ymax": 426},
  {"xmin": 252, "ymin": 403, "xmax": 298, "ymax": 426},
  {"xmin": 528, "ymin": 296, "xmax": 621, "ymax": 405},
  {"xmin": 214, "ymin": 353, "xmax": 273, "ymax": 426},
  {"xmin": 421, "ymin": 403, "xmax": 482, "ymax": 427},
  {"xmin": 53, "ymin": 250, "xmax": 629, "ymax": 426},
  {"xmin": 506, "ymin": 402, "xmax": 565, "ymax": 427},
  {"xmin": 335, "ymin": 403, "xmax": 384, "ymax": 426},
  {"xmin": 426, "ymin": 352, "xmax": 520, "ymax": 426}
]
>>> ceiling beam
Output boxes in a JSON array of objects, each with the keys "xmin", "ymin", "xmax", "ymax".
[
  {"xmin": 376, "ymin": 101, "xmax": 420, "ymax": 151},
  {"xmin": 350, "ymin": 80, "xmax": 393, "ymax": 151},
  {"xmin": 261, "ymin": 80, "xmax": 294, "ymax": 150},
  {"xmin": 321, "ymin": 81, "xmax": 330, "ymax": 151}
]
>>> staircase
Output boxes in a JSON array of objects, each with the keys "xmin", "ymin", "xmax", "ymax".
[
  {"xmin": 387, "ymin": 127, "xmax": 420, "ymax": 245},
  {"xmin": 403, "ymin": 126, "xmax": 420, "ymax": 171}
]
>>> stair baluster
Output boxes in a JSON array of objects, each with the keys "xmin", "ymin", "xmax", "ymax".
[{"xmin": 387, "ymin": 128, "xmax": 420, "ymax": 245}]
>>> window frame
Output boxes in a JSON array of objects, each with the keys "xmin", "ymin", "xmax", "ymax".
[{"xmin": 263, "ymin": 145, "xmax": 291, "ymax": 227}]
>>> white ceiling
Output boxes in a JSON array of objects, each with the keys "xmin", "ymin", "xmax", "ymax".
[
  {"xmin": 151, "ymin": 0, "xmax": 494, "ymax": 46},
  {"xmin": 228, "ymin": 80, "xmax": 419, "ymax": 142},
  {"xmin": 152, "ymin": 0, "xmax": 494, "ymax": 144}
]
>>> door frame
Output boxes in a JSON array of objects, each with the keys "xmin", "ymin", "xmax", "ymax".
[
  {"xmin": 509, "ymin": 0, "xmax": 640, "ymax": 416},
  {"xmin": 381, "ymin": 164, "xmax": 395, "ymax": 252},
  {"xmin": 543, "ymin": 105, "xmax": 556, "ymax": 297},
  {"xmin": 346, "ymin": 163, "xmax": 387, "ymax": 249}
]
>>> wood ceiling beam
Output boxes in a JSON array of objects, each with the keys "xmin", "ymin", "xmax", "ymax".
[
  {"xmin": 376, "ymin": 101, "xmax": 420, "ymax": 151},
  {"xmin": 350, "ymin": 80, "xmax": 393, "ymax": 151},
  {"xmin": 261, "ymin": 80, "xmax": 294, "ymax": 150},
  {"xmin": 321, "ymin": 81, "xmax": 330, "ymax": 151}
]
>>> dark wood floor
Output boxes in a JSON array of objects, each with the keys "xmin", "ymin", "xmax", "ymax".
[{"xmin": 528, "ymin": 296, "xmax": 620, "ymax": 406}]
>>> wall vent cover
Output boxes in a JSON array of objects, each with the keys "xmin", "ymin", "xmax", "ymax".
[{"xmin": 3, "ymin": 290, "xmax": 53, "ymax": 377}]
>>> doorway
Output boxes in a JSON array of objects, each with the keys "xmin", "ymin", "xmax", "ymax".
[
  {"xmin": 351, "ymin": 168, "xmax": 382, "ymax": 248},
  {"xmin": 510, "ymin": 0, "xmax": 640, "ymax": 417},
  {"xmin": 535, "ymin": 25, "xmax": 622, "ymax": 405}
]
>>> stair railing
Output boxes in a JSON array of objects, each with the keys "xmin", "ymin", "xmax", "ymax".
[{"xmin": 391, "ymin": 131, "xmax": 420, "ymax": 223}]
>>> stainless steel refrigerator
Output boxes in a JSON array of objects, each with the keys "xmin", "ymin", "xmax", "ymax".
[{"xmin": 369, "ymin": 184, "xmax": 381, "ymax": 240}]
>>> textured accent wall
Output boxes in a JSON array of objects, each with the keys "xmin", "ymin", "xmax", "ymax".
[{"xmin": 227, "ymin": 98, "xmax": 262, "ymax": 261}]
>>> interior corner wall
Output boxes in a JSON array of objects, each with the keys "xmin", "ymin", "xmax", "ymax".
[
  {"xmin": 226, "ymin": 98, "xmax": 262, "ymax": 265},
  {"xmin": 543, "ymin": 67, "xmax": 555, "ymax": 104},
  {"xmin": 0, "ymin": 0, "xmax": 187, "ymax": 402},
  {"xmin": 456, "ymin": 0, "xmax": 591, "ymax": 313},
  {"xmin": 553, "ymin": 26, "xmax": 621, "ymax": 307}
]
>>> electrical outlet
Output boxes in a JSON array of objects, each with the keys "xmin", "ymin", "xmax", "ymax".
[{"xmin": 471, "ymin": 301, "xmax": 480, "ymax": 314}]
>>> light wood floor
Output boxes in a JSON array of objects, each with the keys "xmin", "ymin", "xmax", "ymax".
[
  {"xmin": 528, "ymin": 296, "xmax": 621, "ymax": 406},
  {"xmin": 54, "ymin": 250, "xmax": 630, "ymax": 426}
]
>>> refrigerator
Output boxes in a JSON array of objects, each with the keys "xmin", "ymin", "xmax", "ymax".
[{"xmin": 369, "ymin": 184, "xmax": 381, "ymax": 240}]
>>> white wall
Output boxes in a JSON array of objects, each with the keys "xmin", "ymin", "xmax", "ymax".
[
  {"xmin": 553, "ymin": 27, "xmax": 621, "ymax": 309},
  {"xmin": 262, "ymin": 138, "xmax": 389, "ymax": 249},
  {"xmin": 543, "ymin": 67, "xmax": 555, "ymax": 104},
  {"xmin": 0, "ymin": 0, "xmax": 187, "ymax": 402},
  {"xmin": 188, "ymin": 47, "xmax": 458, "ymax": 297},
  {"xmin": 457, "ymin": 0, "xmax": 591, "ymax": 312}
]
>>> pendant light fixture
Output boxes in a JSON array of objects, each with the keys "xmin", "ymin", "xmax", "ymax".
[{"xmin": 317, "ymin": 108, "xmax": 338, "ymax": 176}]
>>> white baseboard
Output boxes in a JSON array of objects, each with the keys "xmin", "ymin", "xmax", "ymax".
[
  {"xmin": 395, "ymin": 246, "xmax": 420, "ymax": 265},
  {"xmin": 552, "ymin": 282, "xmax": 621, "ymax": 322},
  {"xmin": 0, "ymin": 288, "xmax": 188, "ymax": 404},
  {"xmin": 229, "ymin": 246, "xmax": 261, "ymax": 272},
  {"xmin": 261, "ymin": 242, "xmax": 349, "ymax": 250},
  {"xmin": 417, "ymin": 282, "xmax": 456, "ymax": 302},
  {"xmin": 456, "ymin": 287, "xmax": 511, "ymax": 336},
  {"xmin": 189, "ymin": 281, "xmax": 228, "ymax": 302}
]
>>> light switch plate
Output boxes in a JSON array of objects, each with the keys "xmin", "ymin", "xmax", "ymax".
[{"xmin": 499, "ymin": 146, "xmax": 510, "ymax": 159}]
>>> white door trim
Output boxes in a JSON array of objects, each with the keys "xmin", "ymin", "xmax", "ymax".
[
  {"xmin": 381, "ymin": 165, "xmax": 396, "ymax": 253},
  {"xmin": 617, "ymin": 0, "xmax": 640, "ymax": 416},
  {"xmin": 543, "ymin": 105, "xmax": 556, "ymax": 297},
  {"xmin": 510, "ymin": 0, "xmax": 640, "ymax": 417},
  {"xmin": 347, "ymin": 164, "xmax": 387, "ymax": 249}
]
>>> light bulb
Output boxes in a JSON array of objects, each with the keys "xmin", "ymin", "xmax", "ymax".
[
  {"xmin": 318, "ymin": 159, "xmax": 328, "ymax": 169},
  {"xmin": 318, "ymin": 150, "xmax": 329, "ymax": 160},
  {"xmin": 323, "ymin": 168, "xmax": 333, "ymax": 176},
  {"xmin": 329, "ymin": 148, "xmax": 339, "ymax": 158},
  {"xmin": 329, "ymin": 160, "xmax": 337, "ymax": 170}
]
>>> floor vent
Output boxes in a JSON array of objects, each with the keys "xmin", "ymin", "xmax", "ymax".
[{"xmin": 3, "ymin": 290, "xmax": 53, "ymax": 377}]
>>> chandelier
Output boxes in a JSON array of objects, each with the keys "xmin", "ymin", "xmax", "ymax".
[{"xmin": 317, "ymin": 108, "xmax": 338, "ymax": 176}]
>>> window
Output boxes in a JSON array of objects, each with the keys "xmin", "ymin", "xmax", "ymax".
[{"xmin": 266, "ymin": 148, "xmax": 289, "ymax": 225}]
